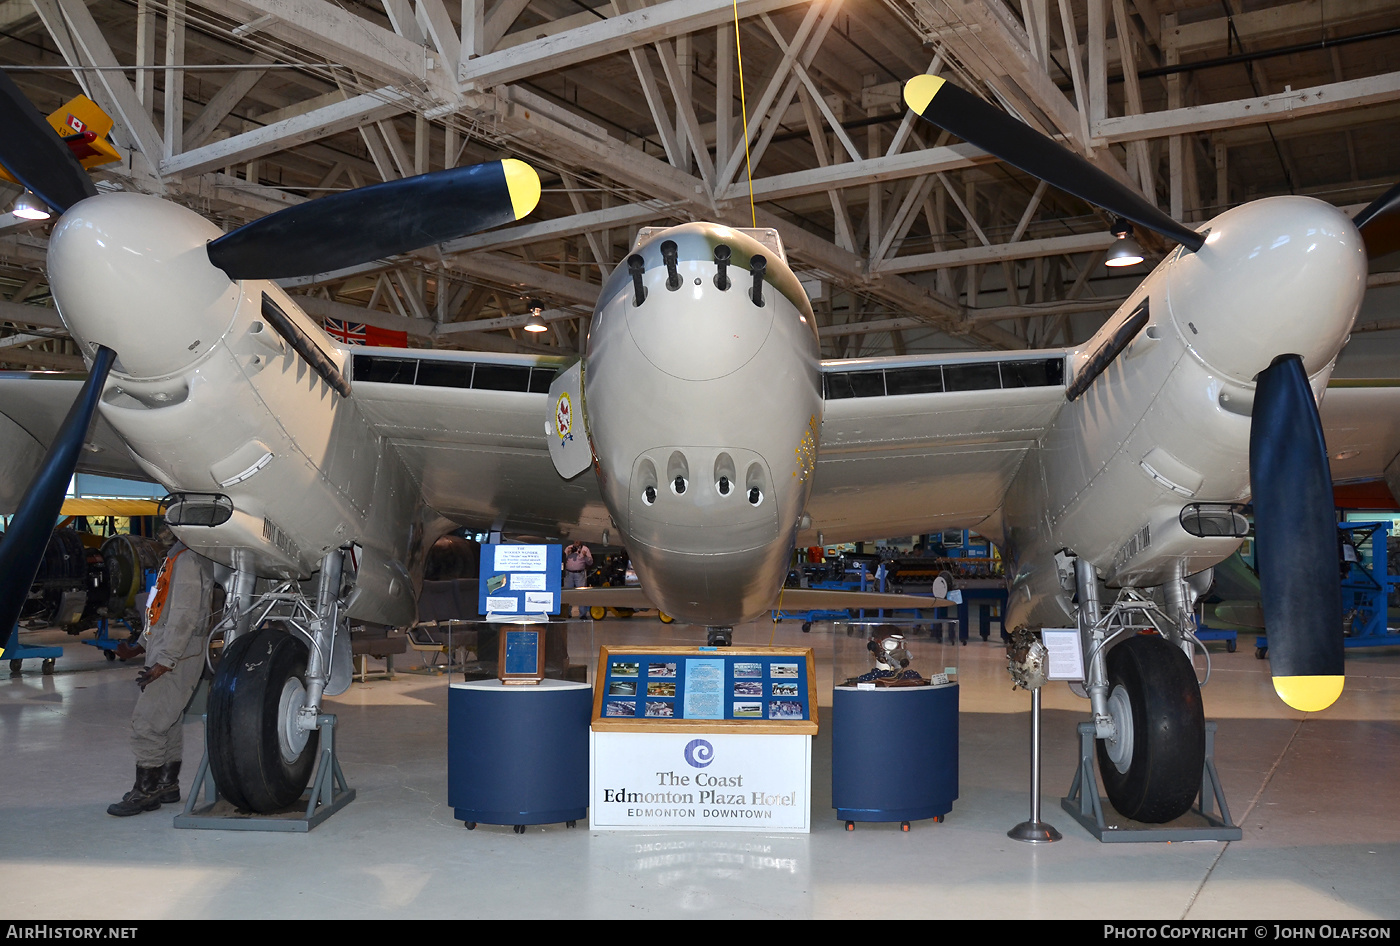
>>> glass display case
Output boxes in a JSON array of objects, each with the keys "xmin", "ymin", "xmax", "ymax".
[
  {"xmin": 830, "ymin": 618, "xmax": 959, "ymax": 690},
  {"xmin": 827, "ymin": 618, "xmax": 960, "ymax": 830}
]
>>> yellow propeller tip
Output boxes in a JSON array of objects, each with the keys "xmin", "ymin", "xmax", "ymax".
[
  {"xmin": 903, "ymin": 74, "xmax": 946, "ymax": 114},
  {"xmin": 1273, "ymin": 674, "xmax": 1344, "ymax": 712},
  {"xmin": 501, "ymin": 158, "xmax": 540, "ymax": 220}
]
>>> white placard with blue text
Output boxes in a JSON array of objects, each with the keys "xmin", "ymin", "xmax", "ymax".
[{"xmin": 590, "ymin": 731, "xmax": 811, "ymax": 832}]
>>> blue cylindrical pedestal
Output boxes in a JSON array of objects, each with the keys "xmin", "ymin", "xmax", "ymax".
[
  {"xmin": 832, "ymin": 684, "xmax": 959, "ymax": 824},
  {"xmin": 448, "ymin": 679, "xmax": 590, "ymax": 826}
]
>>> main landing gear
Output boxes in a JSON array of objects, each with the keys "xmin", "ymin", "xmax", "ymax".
[
  {"xmin": 205, "ymin": 549, "xmax": 353, "ymax": 815},
  {"xmin": 208, "ymin": 626, "xmax": 320, "ymax": 811},
  {"xmin": 1074, "ymin": 559, "xmax": 1207, "ymax": 824},
  {"xmin": 1095, "ymin": 634, "xmax": 1204, "ymax": 823}
]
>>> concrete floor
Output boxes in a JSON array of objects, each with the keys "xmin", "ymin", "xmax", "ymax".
[{"xmin": 1, "ymin": 617, "xmax": 1397, "ymax": 920}]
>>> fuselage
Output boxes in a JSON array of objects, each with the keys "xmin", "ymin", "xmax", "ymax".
[{"xmin": 582, "ymin": 223, "xmax": 822, "ymax": 626}]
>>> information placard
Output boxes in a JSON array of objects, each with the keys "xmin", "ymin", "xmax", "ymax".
[
  {"xmin": 592, "ymin": 646, "xmax": 817, "ymax": 731},
  {"xmin": 1041, "ymin": 628, "xmax": 1085, "ymax": 681},
  {"xmin": 478, "ymin": 543, "xmax": 563, "ymax": 618}
]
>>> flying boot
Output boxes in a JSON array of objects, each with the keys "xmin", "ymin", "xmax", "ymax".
[
  {"xmin": 153, "ymin": 760, "xmax": 181, "ymax": 804},
  {"xmin": 107, "ymin": 766, "xmax": 163, "ymax": 816}
]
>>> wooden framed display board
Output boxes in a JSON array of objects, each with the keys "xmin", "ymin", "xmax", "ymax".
[
  {"xmin": 590, "ymin": 646, "xmax": 817, "ymax": 832},
  {"xmin": 498, "ymin": 626, "xmax": 546, "ymax": 684},
  {"xmin": 592, "ymin": 645, "xmax": 818, "ymax": 733}
]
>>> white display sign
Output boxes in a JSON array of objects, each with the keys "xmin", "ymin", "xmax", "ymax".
[
  {"xmin": 1041, "ymin": 628, "xmax": 1086, "ymax": 681},
  {"xmin": 510, "ymin": 573, "xmax": 547, "ymax": 591},
  {"xmin": 523, "ymin": 591, "xmax": 555, "ymax": 612},
  {"xmin": 485, "ymin": 595, "xmax": 518, "ymax": 613},
  {"xmin": 494, "ymin": 545, "xmax": 548, "ymax": 571},
  {"xmin": 591, "ymin": 731, "xmax": 812, "ymax": 832}
]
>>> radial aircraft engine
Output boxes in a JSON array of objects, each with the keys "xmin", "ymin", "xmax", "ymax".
[
  {"xmin": 577, "ymin": 223, "xmax": 823, "ymax": 635},
  {"xmin": 0, "ymin": 69, "xmax": 541, "ymax": 814},
  {"xmin": 904, "ymin": 74, "xmax": 1394, "ymax": 824}
]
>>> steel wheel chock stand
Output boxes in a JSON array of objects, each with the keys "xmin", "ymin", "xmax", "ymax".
[
  {"xmin": 1061, "ymin": 720, "xmax": 1241, "ymax": 842},
  {"xmin": 174, "ymin": 713, "xmax": 356, "ymax": 832}
]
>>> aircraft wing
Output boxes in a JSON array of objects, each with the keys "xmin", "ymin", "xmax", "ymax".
[
  {"xmin": 0, "ymin": 371, "xmax": 150, "ymax": 512},
  {"xmin": 1318, "ymin": 380, "xmax": 1400, "ymax": 484},
  {"xmin": 805, "ymin": 352, "xmax": 1070, "ymax": 544},
  {"xmin": 348, "ymin": 347, "xmax": 612, "ymax": 537}
]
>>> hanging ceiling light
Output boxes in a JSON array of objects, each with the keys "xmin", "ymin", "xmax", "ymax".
[
  {"xmin": 12, "ymin": 191, "xmax": 51, "ymax": 221},
  {"xmin": 1104, "ymin": 218, "xmax": 1145, "ymax": 268},
  {"xmin": 523, "ymin": 299, "xmax": 547, "ymax": 333}
]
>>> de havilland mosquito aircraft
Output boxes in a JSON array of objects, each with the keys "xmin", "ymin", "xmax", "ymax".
[{"xmin": 2, "ymin": 66, "xmax": 1399, "ymax": 825}]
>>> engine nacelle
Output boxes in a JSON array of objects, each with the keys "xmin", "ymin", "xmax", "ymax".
[
  {"xmin": 1002, "ymin": 196, "xmax": 1366, "ymax": 630},
  {"xmin": 45, "ymin": 194, "xmax": 422, "ymax": 627}
]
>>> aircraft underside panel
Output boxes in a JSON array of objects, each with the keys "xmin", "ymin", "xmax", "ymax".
[
  {"xmin": 352, "ymin": 368, "xmax": 609, "ymax": 538},
  {"xmin": 804, "ymin": 381, "xmax": 1068, "ymax": 544},
  {"xmin": 0, "ymin": 374, "xmax": 151, "ymax": 511},
  {"xmin": 1318, "ymin": 384, "xmax": 1400, "ymax": 485}
]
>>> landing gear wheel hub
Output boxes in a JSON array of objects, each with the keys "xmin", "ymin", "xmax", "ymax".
[
  {"xmin": 1103, "ymin": 684, "xmax": 1134, "ymax": 774},
  {"xmin": 278, "ymin": 677, "xmax": 311, "ymax": 764}
]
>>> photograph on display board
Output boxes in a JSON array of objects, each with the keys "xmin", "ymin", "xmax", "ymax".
[
  {"xmin": 608, "ymin": 681, "xmax": 637, "ymax": 696},
  {"xmin": 771, "ymin": 682, "xmax": 799, "ymax": 697},
  {"xmin": 734, "ymin": 681, "xmax": 762, "ymax": 697},
  {"xmin": 646, "ymin": 682, "xmax": 676, "ymax": 697},
  {"xmin": 733, "ymin": 661, "xmax": 762, "ymax": 678},
  {"xmin": 611, "ymin": 662, "xmax": 640, "ymax": 677},
  {"xmin": 768, "ymin": 700, "xmax": 804, "ymax": 719},
  {"xmin": 733, "ymin": 702, "xmax": 763, "ymax": 718},
  {"xmin": 644, "ymin": 701, "xmax": 675, "ymax": 718},
  {"xmin": 647, "ymin": 662, "xmax": 676, "ymax": 678},
  {"xmin": 605, "ymin": 701, "xmax": 637, "ymax": 717},
  {"xmin": 770, "ymin": 663, "xmax": 799, "ymax": 678}
]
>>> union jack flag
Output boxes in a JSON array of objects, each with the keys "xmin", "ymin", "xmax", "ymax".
[
  {"xmin": 324, "ymin": 318, "xmax": 408, "ymax": 348},
  {"xmin": 325, "ymin": 318, "xmax": 368, "ymax": 345}
]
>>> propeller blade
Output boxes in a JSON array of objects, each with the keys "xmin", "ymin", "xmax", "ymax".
[
  {"xmin": 1353, "ymin": 181, "xmax": 1400, "ymax": 259},
  {"xmin": 1249, "ymin": 354, "xmax": 1345, "ymax": 712},
  {"xmin": 903, "ymin": 75, "xmax": 1204, "ymax": 253},
  {"xmin": 0, "ymin": 346, "xmax": 115, "ymax": 657},
  {"xmin": 0, "ymin": 70, "xmax": 97, "ymax": 215},
  {"xmin": 206, "ymin": 159, "xmax": 541, "ymax": 280}
]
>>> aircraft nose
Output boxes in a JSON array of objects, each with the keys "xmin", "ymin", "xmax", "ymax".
[
  {"xmin": 1166, "ymin": 196, "xmax": 1366, "ymax": 383},
  {"xmin": 623, "ymin": 237, "xmax": 776, "ymax": 382},
  {"xmin": 48, "ymin": 192, "xmax": 240, "ymax": 378}
]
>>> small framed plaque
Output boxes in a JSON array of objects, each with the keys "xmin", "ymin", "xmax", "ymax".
[{"xmin": 498, "ymin": 626, "xmax": 546, "ymax": 684}]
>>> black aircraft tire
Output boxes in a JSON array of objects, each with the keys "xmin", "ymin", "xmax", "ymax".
[
  {"xmin": 208, "ymin": 626, "xmax": 320, "ymax": 813},
  {"xmin": 1095, "ymin": 634, "xmax": 1204, "ymax": 824}
]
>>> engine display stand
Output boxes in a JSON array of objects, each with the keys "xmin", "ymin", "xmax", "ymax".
[
  {"xmin": 173, "ymin": 713, "xmax": 356, "ymax": 832},
  {"xmin": 832, "ymin": 684, "xmax": 958, "ymax": 829},
  {"xmin": 1060, "ymin": 720, "xmax": 1241, "ymax": 842}
]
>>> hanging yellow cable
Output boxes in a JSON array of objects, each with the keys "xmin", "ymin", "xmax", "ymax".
[{"xmin": 733, "ymin": 0, "xmax": 756, "ymax": 228}]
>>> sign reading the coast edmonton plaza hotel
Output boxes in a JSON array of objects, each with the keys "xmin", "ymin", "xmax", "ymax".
[{"xmin": 590, "ymin": 731, "xmax": 812, "ymax": 832}]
